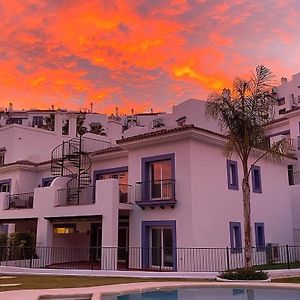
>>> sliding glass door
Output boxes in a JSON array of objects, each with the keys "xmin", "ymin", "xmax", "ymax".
[{"xmin": 150, "ymin": 227, "xmax": 173, "ymax": 268}]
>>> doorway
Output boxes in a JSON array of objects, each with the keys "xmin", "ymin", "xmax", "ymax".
[
  {"xmin": 141, "ymin": 220, "xmax": 177, "ymax": 271},
  {"xmin": 150, "ymin": 228, "xmax": 173, "ymax": 269},
  {"xmin": 90, "ymin": 223, "xmax": 102, "ymax": 261}
]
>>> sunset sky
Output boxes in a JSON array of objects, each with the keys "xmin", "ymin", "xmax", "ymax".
[{"xmin": 0, "ymin": 0, "xmax": 299, "ymax": 114}]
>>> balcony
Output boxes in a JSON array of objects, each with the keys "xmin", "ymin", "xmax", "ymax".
[
  {"xmin": 56, "ymin": 186, "xmax": 93, "ymax": 207},
  {"xmin": 5, "ymin": 192, "xmax": 34, "ymax": 209},
  {"xmin": 55, "ymin": 184, "xmax": 133, "ymax": 207},
  {"xmin": 135, "ymin": 179, "xmax": 176, "ymax": 209},
  {"xmin": 119, "ymin": 184, "xmax": 133, "ymax": 204}
]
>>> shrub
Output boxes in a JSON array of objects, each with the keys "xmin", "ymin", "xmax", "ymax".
[
  {"xmin": 8, "ymin": 232, "xmax": 36, "ymax": 260},
  {"xmin": 219, "ymin": 268, "xmax": 268, "ymax": 280}
]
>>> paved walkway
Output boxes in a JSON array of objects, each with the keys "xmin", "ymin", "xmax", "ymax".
[
  {"xmin": 2, "ymin": 281, "xmax": 300, "ymax": 300},
  {"xmin": 2, "ymin": 265, "xmax": 300, "ymax": 279}
]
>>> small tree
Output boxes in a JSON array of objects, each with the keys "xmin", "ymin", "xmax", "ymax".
[
  {"xmin": 42, "ymin": 113, "xmax": 55, "ymax": 131},
  {"xmin": 206, "ymin": 65, "xmax": 292, "ymax": 268},
  {"xmin": 76, "ymin": 114, "xmax": 87, "ymax": 136},
  {"xmin": 89, "ymin": 122, "xmax": 106, "ymax": 135}
]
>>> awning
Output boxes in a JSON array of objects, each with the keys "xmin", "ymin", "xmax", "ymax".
[{"xmin": 44, "ymin": 215, "xmax": 102, "ymax": 223}]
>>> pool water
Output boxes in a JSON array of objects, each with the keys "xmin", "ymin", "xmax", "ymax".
[{"xmin": 102, "ymin": 288, "xmax": 300, "ymax": 300}]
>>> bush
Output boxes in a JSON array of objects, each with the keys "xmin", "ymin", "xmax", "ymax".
[
  {"xmin": 8, "ymin": 232, "xmax": 36, "ymax": 260},
  {"xmin": 219, "ymin": 268, "xmax": 269, "ymax": 280}
]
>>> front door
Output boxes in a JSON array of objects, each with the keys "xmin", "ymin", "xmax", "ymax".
[
  {"xmin": 150, "ymin": 228, "xmax": 173, "ymax": 269},
  {"xmin": 90, "ymin": 223, "xmax": 102, "ymax": 261}
]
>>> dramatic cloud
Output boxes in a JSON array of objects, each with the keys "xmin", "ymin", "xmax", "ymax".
[{"xmin": 0, "ymin": 0, "xmax": 299, "ymax": 113}]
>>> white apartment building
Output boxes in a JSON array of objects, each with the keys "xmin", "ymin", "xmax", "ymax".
[{"xmin": 0, "ymin": 99, "xmax": 295, "ymax": 271}]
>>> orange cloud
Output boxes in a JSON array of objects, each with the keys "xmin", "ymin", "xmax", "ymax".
[{"xmin": 0, "ymin": 0, "xmax": 298, "ymax": 113}]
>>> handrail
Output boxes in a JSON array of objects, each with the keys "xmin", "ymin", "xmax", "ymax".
[{"xmin": 6, "ymin": 192, "xmax": 34, "ymax": 209}]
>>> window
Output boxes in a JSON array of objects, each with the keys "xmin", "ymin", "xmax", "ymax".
[
  {"xmin": 176, "ymin": 116, "xmax": 186, "ymax": 127},
  {"xmin": 53, "ymin": 224, "xmax": 76, "ymax": 234},
  {"xmin": 251, "ymin": 165, "xmax": 262, "ymax": 193},
  {"xmin": 255, "ymin": 223, "xmax": 265, "ymax": 250},
  {"xmin": 278, "ymin": 108, "xmax": 286, "ymax": 115},
  {"xmin": 141, "ymin": 154, "xmax": 175, "ymax": 201},
  {"xmin": 227, "ymin": 160, "xmax": 239, "ymax": 190},
  {"xmin": 42, "ymin": 177, "xmax": 56, "ymax": 187},
  {"xmin": 141, "ymin": 220, "xmax": 177, "ymax": 271},
  {"xmin": 0, "ymin": 180, "xmax": 10, "ymax": 193},
  {"xmin": 93, "ymin": 167, "xmax": 128, "ymax": 202},
  {"xmin": 0, "ymin": 153, "xmax": 4, "ymax": 166},
  {"xmin": 32, "ymin": 116, "xmax": 43, "ymax": 128},
  {"xmin": 277, "ymin": 97, "xmax": 285, "ymax": 106},
  {"xmin": 229, "ymin": 222, "xmax": 242, "ymax": 252},
  {"xmin": 288, "ymin": 165, "xmax": 294, "ymax": 186}
]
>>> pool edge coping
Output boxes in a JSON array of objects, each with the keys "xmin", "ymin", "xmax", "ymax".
[{"xmin": 3, "ymin": 280, "xmax": 300, "ymax": 300}]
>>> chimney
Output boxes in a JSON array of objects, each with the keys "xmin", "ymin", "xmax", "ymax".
[
  {"xmin": 107, "ymin": 118, "xmax": 122, "ymax": 144},
  {"xmin": 90, "ymin": 102, "xmax": 93, "ymax": 113},
  {"xmin": 8, "ymin": 102, "xmax": 13, "ymax": 112},
  {"xmin": 115, "ymin": 107, "xmax": 119, "ymax": 117},
  {"xmin": 51, "ymin": 104, "xmax": 55, "ymax": 111},
  {"xmin": 281, "ymin": 77, "xmax": 288, "ymax": 84}
]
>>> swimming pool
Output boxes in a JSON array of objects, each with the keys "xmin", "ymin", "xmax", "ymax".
[{"xmin": 102, "ymin": 287, "xmax": 300, "ymax": 300}]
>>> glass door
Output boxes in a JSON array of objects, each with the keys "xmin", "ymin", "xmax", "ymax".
[
  {"xmin": 149, "ymin": 160, "xmax": 171, "ymax": 200},
  {"xmin": 150, "ymin": 228, "xmax": 173, "ymax": 269}
]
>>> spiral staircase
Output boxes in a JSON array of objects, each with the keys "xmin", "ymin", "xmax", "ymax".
[{"xmin": 51, "ymin": 137, "xmax": 92, "ymax": 205}]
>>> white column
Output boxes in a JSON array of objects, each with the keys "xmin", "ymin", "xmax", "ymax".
[
  {"xmin": 36, "ymin": 218, "xmax": 53, "ymax": 247},
  {"xmin": 68, "ymin": 114, "xmax": 77, "ymax": 137},
  {"xmin": 96, "ymin": 179, "xmax": 119, "ymax": 270},
  {"xmin": 54, "ymin": 112, "xmax": 64, "ymax": 135},
  {"xmin": 0, "ymin": 192, "xmax": 9, "ymax": 210}
]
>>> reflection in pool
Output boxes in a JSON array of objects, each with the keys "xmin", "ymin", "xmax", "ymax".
[{"xmin": 102, "ymin": 288, "xmax": 300, "ymax": 300}]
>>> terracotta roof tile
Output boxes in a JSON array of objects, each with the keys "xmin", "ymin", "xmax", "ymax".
[{"xmin": 117, "ymin": 124, "xmax": 225, "ymax": 144}]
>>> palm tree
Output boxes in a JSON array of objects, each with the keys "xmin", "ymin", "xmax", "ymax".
[
  {"xmin": 206, "ymin": 65, "xmax": 292, "ymax": 268},
  {"xmin": 89, "ymin": 122, "xmax": 106, "ymax": 135},
  {"xmin": 43, "ymin": 113, "xmax": 55, "ymax": 131}
]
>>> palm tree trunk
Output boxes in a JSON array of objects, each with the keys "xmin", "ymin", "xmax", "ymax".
[{"xmin": 242, "ymin": 162, "xmax": 252, "ymax": 269}]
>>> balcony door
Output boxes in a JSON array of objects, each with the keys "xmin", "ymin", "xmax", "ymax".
[
  {"xmin": 150, "ymin": 227, "xmax": 173, "ymax": 269},
  {"xmin": 149, "ymin": 160, "xmax": 172, "ymax": 200}
]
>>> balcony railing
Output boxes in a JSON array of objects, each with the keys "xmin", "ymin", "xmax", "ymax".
[
  {"xmin": 119, "ymin": 184, "xmax": 133, "ymax": 204},
  {"xmin": 5, "ymin": 192, "xmax": 34, "ymax": 209},
  {"xmin": 56, "ymin": 186, "xmax": 93, "ymax": 207},
  {"xmin": 135, "ymin": 179, "xmax": 176, "ymax": 208},
  {"xmin": 56, "ymin": 184, "xmax": 133, "ymax": 207}
]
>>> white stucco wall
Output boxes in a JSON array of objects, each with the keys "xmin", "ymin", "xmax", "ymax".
[{"xmin": 127, "ymin": 137, "xmax": 293, "ymax": 251}]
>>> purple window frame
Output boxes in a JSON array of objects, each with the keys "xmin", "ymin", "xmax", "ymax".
[
  {"xmin": 255, "ymin": 222, "xmax": 265, "ymax": 250},
  {"xmin": 0, "ymin": 179, "xmax": 11, "ymax": 193},
  {"xmin": 229, "ymin": 221, "xmax": 242, "ymax": 253},
  {"xmin": 141, "ymin": 153, "xmax": 175, "ymax": 202},
  {"xmin": 92, "ymin": 166, "xmax": 128, "ymax": 202},
  {"xmin": 141, "ymin": 220, "xmax": 177, "ymax": 271},
  {"xmin": 251, "ymin": 165, "xmax": 262, "ymax": 193},
  {"xmin": 41, "ymin": 177, "xmax": 56, "ymax": 187},
  {"xmin": 226, "ymin": 160, "xmax": 239, "ymax": 190}
]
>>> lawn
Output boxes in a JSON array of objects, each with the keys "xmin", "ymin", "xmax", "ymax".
[
  {"xmin": 0, "ymin": 275, "xmax": 209, "ymax": 292},
  {"xmin": 272, "ymin": 277, "xmax": 300, "ymax": 284},
  {"xmin": 253, "ymin": 261, "xmax": 300, "ymax": 271}
]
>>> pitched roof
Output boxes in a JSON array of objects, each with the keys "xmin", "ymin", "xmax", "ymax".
[{"xmin": 117, "ymin": 124, "xmax": 225, "ymax": 144}]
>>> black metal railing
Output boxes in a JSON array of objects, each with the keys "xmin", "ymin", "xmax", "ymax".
[
  {"xmin": 1, "ymin": 244, "xmax": 298, "ymax": 272},
  {"xmin": 291, "ymin": 171, "xmax": 300, "ymax": 185},
  {"xmin": 119, "ymin": 184, "xmax": 132, "ymax": 204},
  {"xmin": 56, "ymin": 186, "xmax": 93, "ymax": 206},
  {"xmin": 5, "ymin": 192, "xmax": 34, "ymax": 209},
  {"xmin": 135, "ymin": 179, "xmax": 176, "ymax": 202}
]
